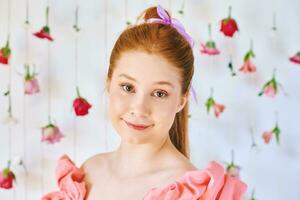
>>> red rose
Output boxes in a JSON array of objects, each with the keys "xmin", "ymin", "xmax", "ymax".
[
  {"xmin": 73, "ymin": 97, "xmax": 92, "ymax": 116},
  {"xmin": 289, "ymin": 51, "xmax": 300, "ymax": 64},
  {"xmin": 0, "ymin": 168, "xmax": 15, "ymax": 189},
  {"xmin": 0, "ymin": 40, "xmax": 11, "ymax": 65},
  {"xmin": 33, "ymin": 26, "xmax": 54, "ymax": 41},
  {"xmin": 220, "ymin": 7, "xmax": 239, "ymax": 37}
]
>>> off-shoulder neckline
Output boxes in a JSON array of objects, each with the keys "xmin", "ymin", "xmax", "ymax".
[{"xmin": 141, "ymin": 167, "xmax": 203, "ymax": 198}]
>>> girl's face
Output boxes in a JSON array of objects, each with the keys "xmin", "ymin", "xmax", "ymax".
[{"xmin": 107, "ymin": 51, "xmax": 188, "ymax": 144}]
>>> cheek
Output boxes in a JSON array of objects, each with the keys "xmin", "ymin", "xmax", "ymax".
[
  {"xmin": 152, "ymin": 99, "xmax": 178, "ymax": 131},
  {"xmin": 108, "ymin": 89, "xmax": 128, "ymax": 120}
]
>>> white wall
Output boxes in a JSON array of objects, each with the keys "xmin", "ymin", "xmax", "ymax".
[{"xmin": 0, "ymin": 0, "xmax": 300, "ymax": 199}]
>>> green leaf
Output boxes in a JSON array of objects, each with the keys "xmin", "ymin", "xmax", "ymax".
[
  {"xmin": 42, "ymin": 26, "xmax": 50, "ymax": 33},
  {"xmin": 205, "ymin": 97, "xmax": 215, "ymax": 114},
  {"xmin": 3, "ymin": 168, "xmax": 10, "ymax": 177},
  {"xmin": 206, "ymin": 40, "xmax": 216, "ymax": 49},
  {"xmin": 271, "ymin": 78, "xmax": 278, "ymax": 93},
  {"xmin": 244, "ymin": 50, "xmax": 255, "ymax": 61},
  {"xmin": 296, "ymin": 51, "xmax": 300, "ymax": 57},
  {"xmin": 272, "ymin": 126, "xmax": 281, "ymax": 145}
]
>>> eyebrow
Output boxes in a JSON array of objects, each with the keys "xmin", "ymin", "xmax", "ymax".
[{"xmin": 118, "ymin": 73, "xmax": 174, "ymax": 88}]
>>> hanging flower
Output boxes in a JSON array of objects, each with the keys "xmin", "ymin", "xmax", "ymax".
[
  {"xmin": 226, "ymin": 150, "xmax": 240, "ymax": 178},
  {"xmin": 2, "ymin": 90, "xmax": 18, "ymax": 126},
  {"xmin": 239, "ymin": 40, "xmax": 256, "ymax": 73},
  {"xmin": 73, "ymin": 87, "xmax": 92, "ymax": 116},
  {"xmin": 24, "ymin": 64, "xmax": 40, "ymax": 95},
  {"xmin": 0, "ymin": 39, "xmax": 11, "ymax": 65},
  {"xmin": 41, "ymin": 118, "xmax": 64, "ymax": 144},
  {"xmin": 262, "ymin": 131, "xmax": 272, "ymax": 144},
  {"xmin": 205, "ymin": 88, "xmax": 225, "ymax": 118},
  {"xmin": 33, "ymin": 7, "xmax": 53, "ymax": 41},
  {"xmin": 289, "ymin": 51, "xmax": 300, "ymax": 64},
  {"xmin": 258, "ymin": 69, "xmax": 279, "ymax": 98},
  {"xmin": 200, "ymin": 42, "xmax": 220, "ymax": 55},
  {"xmin": 262, "ymin": 122, "xmax": 281, "ymax": 145},
  {"xmin": 220, "ymin": 6, "xmax": 239, "ymax": 37},
  {"xmin": 200, "ymin": 24, "xmax": 220, "ymax": 56},
  {"xmin": 0, "ymin": 161, "xmax": 16, "ymax": 190},
  {"xmin": 34, "ymin": 26, "xmax": 53, "ymax": 41}
]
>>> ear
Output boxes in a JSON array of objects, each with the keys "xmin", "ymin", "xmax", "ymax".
[{"xmin": 176, "ymin": 91, "xmax": 189, "ymax": 113}]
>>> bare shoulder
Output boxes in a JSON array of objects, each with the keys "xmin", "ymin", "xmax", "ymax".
[{"xmin": 80, "ymin": 152, "xmax": 112, "ymax": 180}]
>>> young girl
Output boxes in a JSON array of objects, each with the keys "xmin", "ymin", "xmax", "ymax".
[{"xmin": 42, "ymin": 5, "xmax": 247, "ymax": 200}]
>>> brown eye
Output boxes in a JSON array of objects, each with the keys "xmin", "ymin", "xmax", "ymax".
[
  {"xmin": 120, "ymin": 84, "xmax": 134, "ymax": 92},
  {"xmin": 154, "ymin": 90, "xmax": 168, "ymax": 98}
]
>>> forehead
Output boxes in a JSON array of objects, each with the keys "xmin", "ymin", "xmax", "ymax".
[{"xmin": 113, "ymin": 51, "xmax": 181, "ymax": 85}]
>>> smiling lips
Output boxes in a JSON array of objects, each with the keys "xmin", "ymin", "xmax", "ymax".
[{"xmin": 124, "ymin": 120, "xmax": 153, "ymax": 131}]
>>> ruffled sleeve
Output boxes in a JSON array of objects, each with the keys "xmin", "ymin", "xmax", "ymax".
[
  {"xmin": 142, "ymin": 161, "xmax": 247, "ymax": 200},
  {"xmin": 41, "ymin": 155, "xmax": 87, "ymax": 200}
]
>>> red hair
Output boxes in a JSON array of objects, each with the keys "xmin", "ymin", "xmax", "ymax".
[{"xmin": 106, "ymin": 6, "xmax": 194, "ymax": 158}]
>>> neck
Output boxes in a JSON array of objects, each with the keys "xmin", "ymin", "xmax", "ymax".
[{"xmin": 111, "ymin": 136, "xmax": 178, "ymax": 178}]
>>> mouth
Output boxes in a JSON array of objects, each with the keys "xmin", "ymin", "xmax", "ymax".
[{"xmin": 123, "ymin": 119, "xmax": 153, "ymax": 131}]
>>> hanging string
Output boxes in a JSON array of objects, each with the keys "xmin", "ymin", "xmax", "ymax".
[
  {"xmin": 7, "ymin": 0, "xmax": 16, "ymax": 198},
  {"xmin": 73, "ymin": 1, "xmax": 79, "ymax": 163},
  {"xmin": 168, "ymin": 0, "xmax": 171, "ymax": 12},
  {"xmin": 124, "ymin": 0, "xmax": 129, "ymax": 25},
  {"xmin": 23, "ymin": 0, "xmax": 30, "ymax": 199},
  {"xmin": 41, "ymin": 0, "xmax": 50, "ymax": 195},
  {"xmin": 104, "ymin": 0, "xmax": 108, "ymax": 151}
]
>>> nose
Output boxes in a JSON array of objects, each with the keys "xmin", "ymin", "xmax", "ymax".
[{"xmin": 130, "ymin": 93, "xmax": 151, "ymax": 117}]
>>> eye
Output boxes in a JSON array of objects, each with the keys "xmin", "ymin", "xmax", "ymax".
[
  {"xmin": 120, "ymin": 83, "xmax": 134, "ymax": 93},
  {"xmin": 153, "ymin": 90, "xmax": 168, "ymax": 98}
]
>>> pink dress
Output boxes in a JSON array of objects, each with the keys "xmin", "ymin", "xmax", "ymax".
[{"xmin": 42, "ymin": 155, "xmax": 247, "ymax": 200}]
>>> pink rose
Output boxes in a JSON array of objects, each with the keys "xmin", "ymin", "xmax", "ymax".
[
  {"xmin": 263, "ymin": 84, "xmax": 276, "ymax": 98},
  {"xmin": 239, "ymin": 59, "xmax": 256, "ymax": 73},
  {"xmin": 262, "ymin": 131, "xmax": 273, "ymax": 144},
  {"xmin": 41, "ymin": 124, "xmax": 64, "ymax": 144},
  {"xmin": 25, "ymin": 78, "xmax": 40, "ymax": 95},
  {"xmin": 214, "ymin": 103, "xmax": 225, "ymax": 118},
  {"xmin": 200, "ymin": 43, "xmax": 220, "ymax": 56}
]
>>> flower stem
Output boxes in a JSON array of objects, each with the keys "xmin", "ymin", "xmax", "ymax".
[
  {"xmin": 46, "ymin": 6, "xmax": 49, "ymax": 26},
  {"xmin": 210, "ymin": 88, "xmax": 214, "ymax": 97},
  {"xmin": 250, "ymin": 39, "xmax": 253, "ymax": 51},
  {"xmin": 228, "ymin": 6, "xmax": 232, "ymax": 18},
  {"xmin": 48, "ymin": 115, "xmax": 51, "ymax": 124},
  {"xmin": 208, "ymin": 23, "xmax": 212, "ymax": 40},
  {"xmin": 231, "ymin": 149, "xmax": 235, "ymax": 165},
  {"xmin": 76, "ymin": 86, "xmax": 81, "ymax": 97},
  {"xmin": 7, "ymin": 160, "xmax": 11, "ymax": 169}
]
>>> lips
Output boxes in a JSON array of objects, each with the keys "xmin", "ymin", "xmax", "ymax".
[{"xmin": 123, "ymin": 120, "xmax": 153, "ymax": 131}]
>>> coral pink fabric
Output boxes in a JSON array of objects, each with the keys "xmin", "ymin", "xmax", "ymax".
[
  {"xmin": 142, "ymin": 161, "xmax": 247, "ymax": 200},
  {"xmin": 41, "ymin": 155, "xmax": 86, "ymax": 200},
  {"xmin": 42, "ymin": 155, "xmax": 247, "ymax": 200}
]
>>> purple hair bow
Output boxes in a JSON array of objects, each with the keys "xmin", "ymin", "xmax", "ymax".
[{"xmin": 146, "ymin": 5, "xmax": 194, "ymax": 48}]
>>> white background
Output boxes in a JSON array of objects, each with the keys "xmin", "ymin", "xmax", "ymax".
[{"xmin": 0, "ymin": 0, "xmax": 300, "ymax": 199}]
